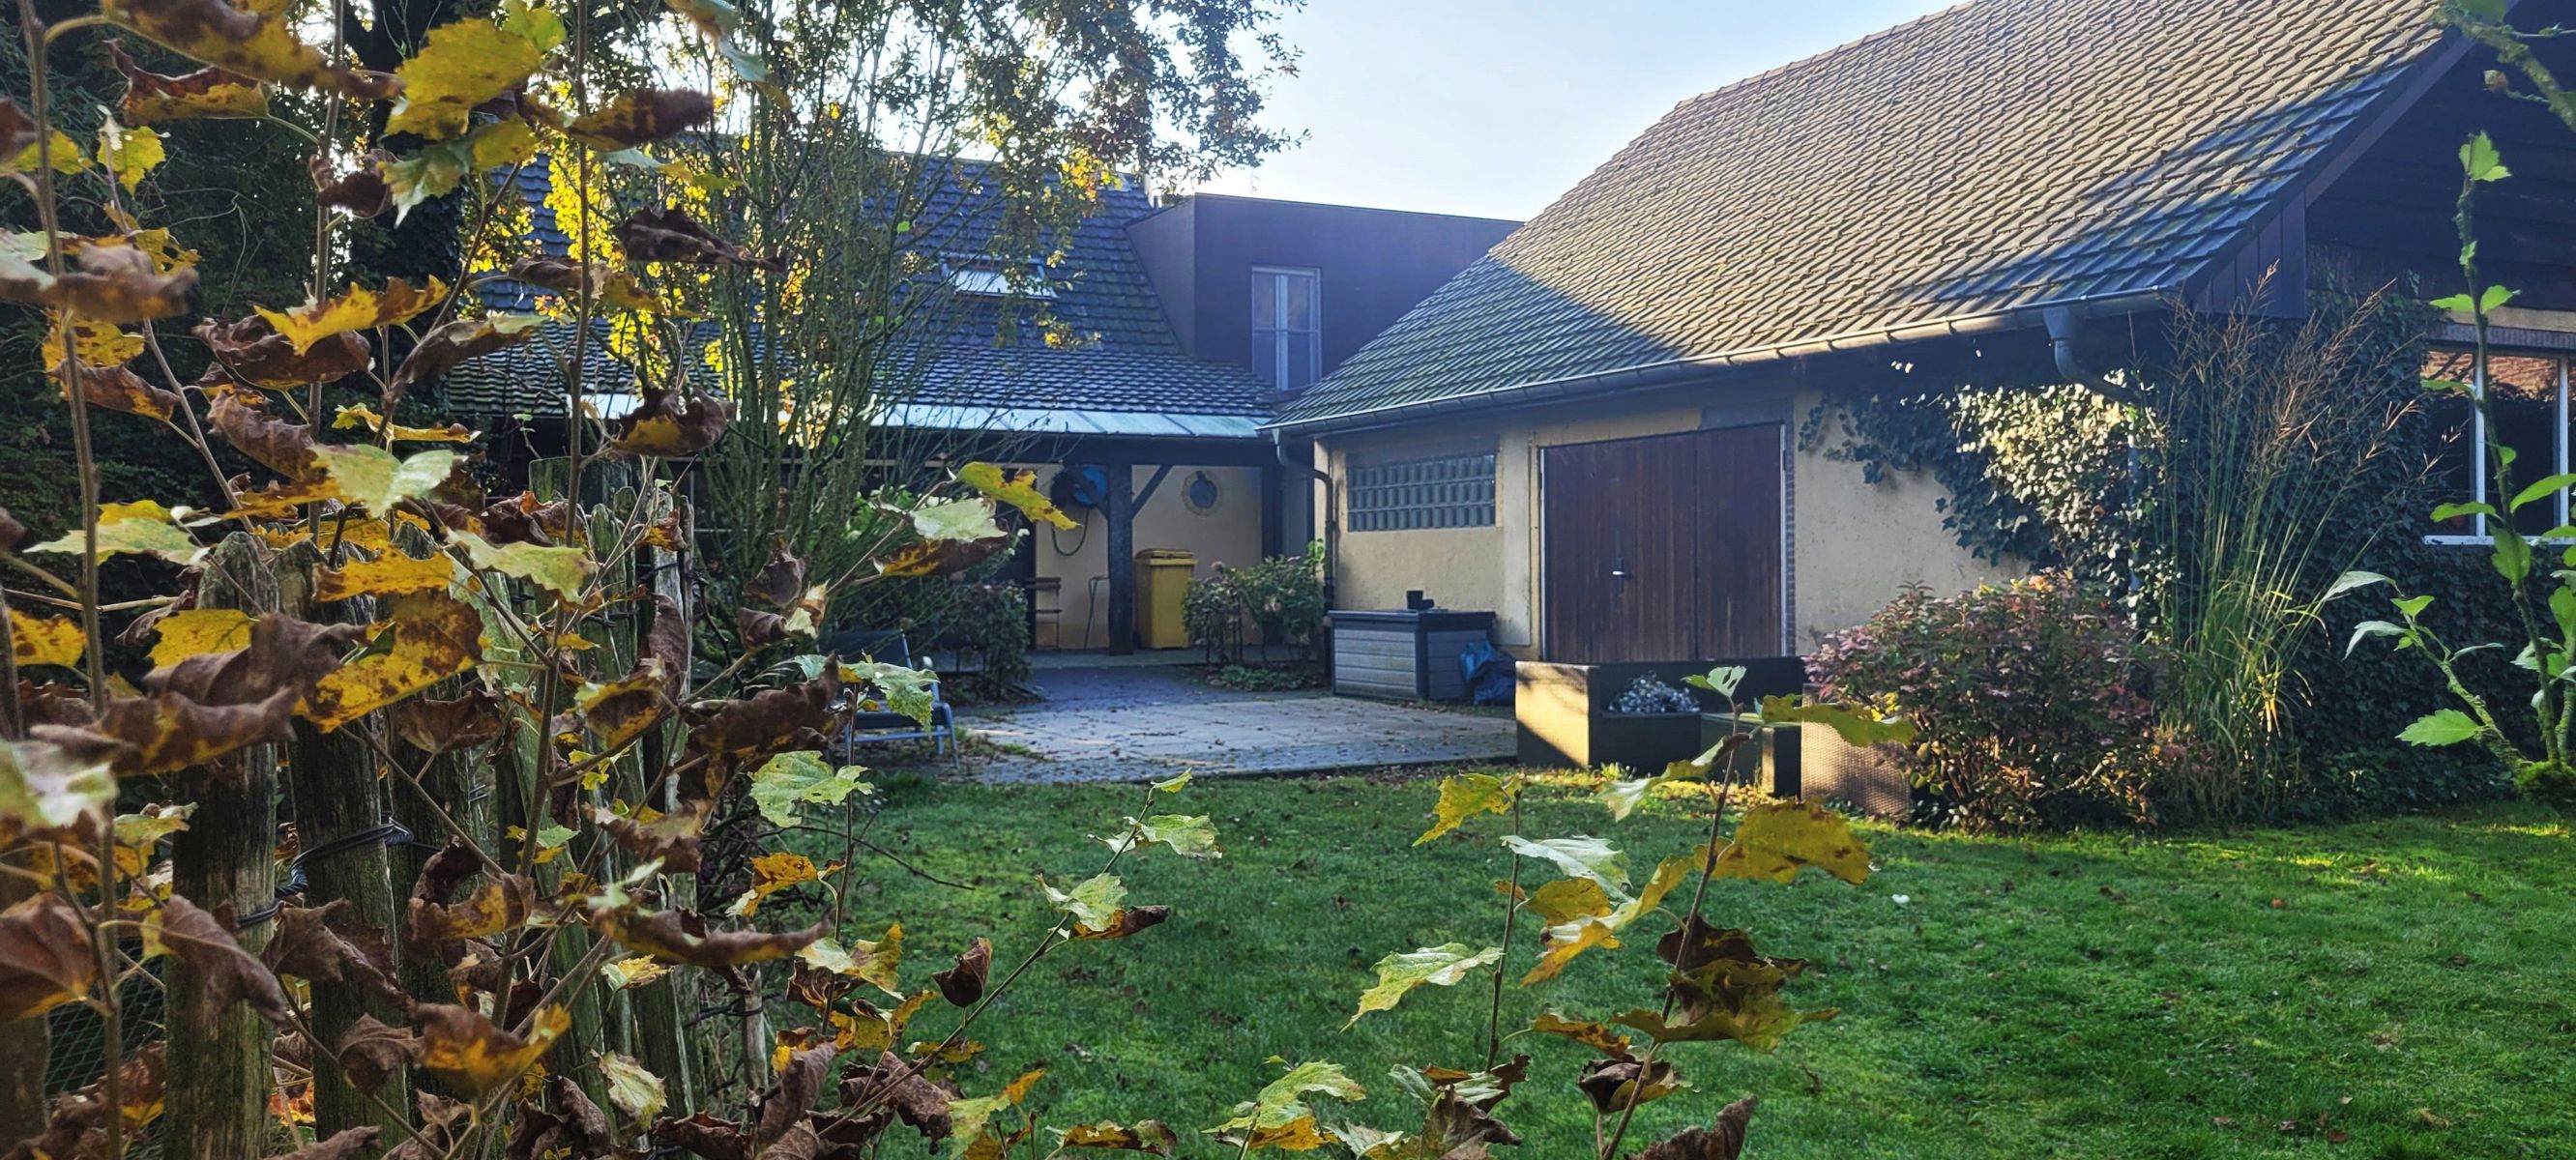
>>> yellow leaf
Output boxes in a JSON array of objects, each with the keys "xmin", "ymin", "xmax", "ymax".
[
  {"xmin": 727, "ymin": 850, "xmax": 822, "ymax": 917},
  {"xmin": 1712, "ymin": 800, "xmax": 1871, "ymax": 885},
  {"xmin": 102, "ymin": 0, "xmax": 398, "ymax": 101},
  {"xmin": 387, "ymin": 16, "xmax": 551, "ymax": 139},
  {"xmin": 957, "ymin": 462, "xmax": 1077, "ymax": 530},
  {"xmin": 600, "ymin": 956, "xmax": 671, "ymax": 990},
  {"xmin": 145, "ymin": 607, "xmax": 255, "ymax": 666},
  {"xmin": 43, "ymin": 317, "xmax": 144, "ymax": 371},
  {"xmin": 27, "ymin": 499, "xmax": 205, "ymax": 566},
  {"xmin": 312, "ymin": 550, "xmax": 455, "ymax": 602},
  {"xmin": 299, "ymin": 592, "xmax": 482, "ymax": 731},
  {"xmin": 416, "ymin": 1003, "xmax": 569, "ymax": 1096},
  {"xmin": 99, "ymin": 123, "xmax": 164, "ymax": 189},
  {"xmin": 310, "ymin": 445, "xmax": 457, "ymax": 513},
  {"xmin": 333, "ymin": 403, "xmax": 476, "ymax": 444},
  {"xmin": 252, "ymin": 278, "xmax": 447, "ymax": 355},
  {"xmin": 1521, "ymin": 919, "xmax": 1620, "ymax": 985},
  {"xmin": 7, "ymin": 130, "xmax": 88, "ymax": 176},
  {"xmin": 10, "ymin": 611, "xmax": 85, "ymax": 670},
  {"xmin": 1416, "ymin": 771, "xmax": 1516, "ymax": 845},
  {"xmin": 1524, "ymin": 878, "xmax": 1612, "ymax": 927}
]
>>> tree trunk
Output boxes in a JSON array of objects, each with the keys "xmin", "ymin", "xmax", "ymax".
[
  {"xmin": 165, "ymin": 535, "xmax": 284, "ymax": 1160},
  {"xmin": 277, "ymin": 543, "xmax": 414, "ymax": 1143}
]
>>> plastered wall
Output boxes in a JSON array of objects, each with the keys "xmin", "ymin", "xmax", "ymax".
[
  {"xmin": 1030, "ymin": 463, "xmax": 1265, "ymax": 651},
  {"xmin": 1315, "ymin": 380, "xmax": 2023, "ymax": 658}
]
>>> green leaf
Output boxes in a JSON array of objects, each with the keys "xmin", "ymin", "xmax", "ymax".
[
  {"xmin": 1101, "ymin": 814, "xmax": 1221, "ymax": 860},
  {"xmin": 1414, "ymin": 771, "xmax": 1516, "ymax": 845},
  {"xmin": 1754, "ymin": 694, "xmax": 1917, "ymax": 746},
  {"xmin": 1152, "ymin": 771, "xmax": 1192, "ymax": 793},
  {"xmin": 746, "ymin": 750, "xmax": 873, "ymax": 827},
  {"xmin": 451, "ymin": 529, "xmax": 592, "ymax": 600},
  {"xmin": 2462, "ymin": 131, "xmax": 2511, "ymax": 183},
  {"xmin": 2553, "ymin": 586, "xmax": 2576, "ymax": 642},
  {"xmin": 2344, "ymin": 620, "xmax": 2406, "ymax": 658},
  {"xmin": 1713, "ymin": 799, "xmax": 1872, "ymax": 885},
  {"xmin": 1345, "ymin": 943, "xmax": 1502, "ymax": 1028},
  {"xmin": 2398, "ymin": 709, "xmax": 2482, "ymax": 747},
  {"xmin": 1211, "ymin": 1060, "xmax": 1365, "ymax": 1135},
  {"xmin": 2493, "ymin": 522, "xmax": 2532, "ymax": 585},
  {"xmin": 1684, "ymin": 665, "xmax": 1745, "ymax": 698},
  {"xmin": 313, "ymin": 445, "xmax": 455, "ymax": 514},
  {"xmin": 2482, "ymin": 284, "xmax": 2518, "ymax": 312},
  {"xmin": 2392, "ymin": 594, "xmax": 2435, "ymax": 619},
  {"xmin": 1041, "ymin": 873, "xmax": 1126, "ymax": 930},
  {"xmin": 535, "ymin": 823, "xmax": 575, "ymax": 850},
  {"xmin": 2324, "ymin": 570, "xmax": 2392, "ymax": 602},
  {"xmin": 897, "ymin": 496, "xmax": 1007, "ymax": 542},
  {"xmin": 836, "ymin": 659, "xmax": 937, "ymax": 728},
  {"xmin": 1501, "ymin": 835, "xmax": 1629, "ymax": 895},
  {"xmin": 2511, "ymin": 474, "xmax": 2576, "ymax": 511},
  {"xmin": 2431, "ymin": 293, "xmax": 2475, "ymax": 313},
  {"xmin": 2430, "ymin": 501, "xmax": 2497, "ymax": 524},
  {"xmin": 599, "ymin": 1051, "xmax": 665, "ymax": 1123},
  {"xmin": 2456, "ymin": 0, "xmax": 2507, "ymax": 20}
]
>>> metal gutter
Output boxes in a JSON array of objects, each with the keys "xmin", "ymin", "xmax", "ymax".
[{"xmin": 1262, "ymin": 288, "xmax": 2177, "ymax": 437}]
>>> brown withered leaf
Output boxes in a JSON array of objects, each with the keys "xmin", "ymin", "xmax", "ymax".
[
  {"xmin": 102, "ymin": 0, "xmax": 398, "ymax": 100},
  {"xmin": 512, "ymin": 1074, "xmax": 613, "ymax": 1160},
  {"xmin": 1633, "ymin": 1095, "xmax": 1757, "ymax": 1160},
  {"xmin": 1573, "ymin": 1056, "xmax": 1681, "ymax": 1115},
  {"xmin": 655, "ymin": 1112, "xmax": 751, "ymax": 1160},
  {"xmin": 265, "ymin": 899, "xmax": 407, "ymax": 1010},
  {"xmin": 156, "ymin": 613, "xmax": 363, "ymax": 704},
  {"xmin": 265, "ymin": 1126, "xmax": 381, "ymax": 1160},
  {"xmin": 735, "ymin": 607, "xmax": 789, "ymax": 649},
  {"xmin": 932, "ymin": 938, "xmax": 990, "ymax": 1008},
  {"xmin": 745, "ymin": 545, "xmax": 805, "ymax": 608},
  {"xmin": 683, "ymin": 668, "xmax": 840, "ymax": 769},
  {"xmin": 753, "ymin": 1042, "xmax": 835, "ymax": 1144},
  {"xmin": 837, "ymin": 1051, "xmax": 956, "ymax": 1144},
  {"xmin": 406, "ymin": 839, "xmax": 535, "ymax": 952},
  {"xmin": 504, "ymin": 256, "xmax": 667, "ymax": 313},
  {"xmin": 1068, "ymin": 905, "xmax": 1168, "ymax": 941},
  {"xmin": 413, "ymin": 1002, "xmax": 571, "ymax": 1095},
  {"xmin": 615, "ymin": 205, "xmax": 778, "ymax": 269},
  {"xmin": 564, "ymin": 88, "xmax": 715, "ymax": 149},
  {"xmin": 389, "ymin": 688, "xmax": 507, "ymax": 755},
  {"xmin": 876, "ymin": 535, "xmax": 1008, "ymax": 578},
  {"xmin": 65, "ymin": 362, "xmax": 181, "ymax": 420},
  {"xmin": 0, "ymin": 894, "xmax": 99, "ymax": 1021},
  {"xmin": 153, "ymin": 895, "xmax": 293, "ymax": 1025},
  {"xmin": 107, "ymin": 40, "xmax": 269, "ymax": 124},
  {"xmin": 0, "ymin": 99, "xmax": 35, "ymax": 161},
  {"xmin": 336, "ymin": 1015, "xmax": 422, "ymax": 1091},
  {"xmin": 595, "ymin": 909, "xmax": 828, "ymax": 968},
  {"xmin": 315, "ymin": 149, "xmax": 394, "ymax": 218},
  {"xmin": 197, "ymin": 315, "xmax": 370, "ymax": 388},
  {"xmin": 65, "ymin": 612, "xmax": 362, "ymax": 780},
  {"xmin": 0, "ymin": 507, "xmax": 24, "ymax": 553},
  {"xmin": 1056, "ymin": 1120, "xmax": 1178, "ymax": 1153},
  {"xmin": 608, "ymin": 387, "xmax": 732, "ymax": 458},
  {"xmin": 207, "ymin": 384, "xmax": 321, "ymax": 477},
  {"xmin": 384, "ymin": 313, "xmax": 542, "ymax": 407},
  {"xmin": 785, "ymin": 959, "xmax": 855, "ymax": 1012},
  {"xmin": 1, "ymin": 242, "xmax": 197, "ymax": 323},
  {"xmin": 597, "ymin": 799, "xmax": 711, "ymax": 873}
]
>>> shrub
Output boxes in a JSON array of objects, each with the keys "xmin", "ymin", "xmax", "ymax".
[
  {"xmin": 1808, "ymin": 573, "xmax": 2164, "ymax": 830},
  {"xmin": 1186, "ymin": 540, "xmax": 1325, "ymax": 663}
]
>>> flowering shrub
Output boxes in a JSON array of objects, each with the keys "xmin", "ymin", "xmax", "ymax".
[{"xmin": 1808, "ymin": 573, "xmax": 2164, "ymax": 830}]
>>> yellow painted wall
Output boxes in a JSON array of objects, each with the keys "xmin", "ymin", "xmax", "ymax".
[
  {"xmin": 1029, "ymin": 463, "xmax": 1265, "ymax": 651},
  {"xmin": 1316, "ymin": 381, "xmax": 2024, "ymax": 658}
]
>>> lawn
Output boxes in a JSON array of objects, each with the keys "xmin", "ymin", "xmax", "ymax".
[{"xmin": 802, "ymin": 771, "xmax": 2576, "ymax": 1159}]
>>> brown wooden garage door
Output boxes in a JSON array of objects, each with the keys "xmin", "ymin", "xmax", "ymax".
[{"xmin": 1540, "ymin": 425, "xmax": 1783, "ymax": 664}]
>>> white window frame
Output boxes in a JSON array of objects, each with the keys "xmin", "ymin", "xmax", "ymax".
[
  {"xmin": 1252, "ymin": 265, "xmax": 1321, "ymax": 390},
  {"xmin": 2425, "ymin": 350, "xmax": 2573, "ymax": 545}
]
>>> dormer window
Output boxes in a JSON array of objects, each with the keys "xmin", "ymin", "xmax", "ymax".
[
  {"xmin": 1253, "ymin": 266, "xmax": 1320, "ymax": 390},
  {"xmin": 945, "ymin": 254, "xmax": 1056, "ymax": 300}
]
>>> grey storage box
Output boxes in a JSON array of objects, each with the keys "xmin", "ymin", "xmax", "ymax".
[{"xmin": 1331, "ymin": 610, "xmax": 1496, "ymax": 701}]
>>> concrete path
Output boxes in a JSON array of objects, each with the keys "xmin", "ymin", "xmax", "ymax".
[{"xmin": 947, "ymin": 663, "xmax": 1516, "ymax": 783}]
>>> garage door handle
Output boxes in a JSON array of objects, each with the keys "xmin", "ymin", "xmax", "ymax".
[{"xmin": 1610, "ymin": 569, "xmax": 1630, "ymax": 579}]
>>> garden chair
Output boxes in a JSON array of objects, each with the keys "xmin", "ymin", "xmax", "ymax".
[{"xmin": 822, "ymin": 629, "xmax": 957, "ymax": 764}]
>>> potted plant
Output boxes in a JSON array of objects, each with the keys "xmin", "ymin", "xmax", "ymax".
[{"xmin": 1586, "ymin": 672, "xmax": 1708, "ymax": 770}]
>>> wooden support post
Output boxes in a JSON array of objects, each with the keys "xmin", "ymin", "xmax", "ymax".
[
  {"xmin": 1105, "ymin": 460, "xmax": 1135, "ymax": 655},
  {"xmin": 165, "ymin": 535, "xmax": 282, "ymax": 1160},
  {"xmin": 278, "ymin": 543, "xmax": 413, "ymax": 1143},
  {"xmin": 629, "ymin": 497, "xmax": 697, "ymax": 1109},
  {"xmin": 0, "ymin": 588, "xmax": 44, "ymax": 1146}
]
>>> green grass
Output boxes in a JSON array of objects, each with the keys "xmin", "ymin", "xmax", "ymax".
[{"xmin": 802, "ymin": 773, "xmax": 2576, "ymax": 1159}]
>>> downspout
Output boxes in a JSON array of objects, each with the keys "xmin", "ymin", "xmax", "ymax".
[
  {"xmin": 2046, "ymin": 306, "xmax": 2145, "ymax": 605},
  {"xmin": 1274, "ymin": 430, "xmax": 1338, "ymax": 676}
]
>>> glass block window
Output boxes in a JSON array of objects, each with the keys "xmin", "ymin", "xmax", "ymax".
[{"xmin": 1348, "ymin": 451, "xmax": 1497, "ymax": 532}]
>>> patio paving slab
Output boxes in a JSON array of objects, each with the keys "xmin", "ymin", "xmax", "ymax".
[{"xmin": 948, "ymin": 664, "xmax": 1515, "ymax": 783}]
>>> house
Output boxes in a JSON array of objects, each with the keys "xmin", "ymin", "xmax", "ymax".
[
  {"xmin": 1264, "ymin": 0, "xmax": 2576, "ymax": 666},
  {"xmin": 446, "ymin": 161, "xmax": 1514, "ymax": 652}
]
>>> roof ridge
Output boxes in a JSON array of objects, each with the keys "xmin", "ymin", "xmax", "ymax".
[{"xmin": 1668, "ymin": 0, "xmax": 1988, "ymax": 114}]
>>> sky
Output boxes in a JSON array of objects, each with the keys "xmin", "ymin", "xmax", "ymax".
[{"xmin": 1190, "ymin": 0, "xmax": 1957, "ymax": 221}]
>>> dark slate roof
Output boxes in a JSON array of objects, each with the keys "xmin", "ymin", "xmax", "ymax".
[
  {"xmin": 449, "ymin": 159, "xmax": 1267, "ymax": 427},
  {"xmin": 1273, "ymin": 0, "xmax": 2453, "ymax": 430}
]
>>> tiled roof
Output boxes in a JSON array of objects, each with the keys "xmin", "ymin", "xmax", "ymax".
[
  {"xmin": 1273, "ymin": 0, "xmax": 2451, "ymax": 430},
  {"xmin": 450, "ymin": 159, "xmax": 1266, "ymax": 427}
]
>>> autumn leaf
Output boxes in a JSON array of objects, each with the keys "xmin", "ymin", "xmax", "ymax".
[
  {"xmin": 1100, "ymin": 814, "xmax": 1222, "ymax": 860},
  {"xmin": 1057, "ymin": 1120, "xmax": 1179, "ymax": 1154},
  {"xmin": 600, "ymin": 956, "xmax": 671, "ymax": 990},
  {"xmin": 957, "ymin": 462, "xmax": 1077, "ymax": 530},
  {"xmin": 1501, "ymin": 835, "xmax": 1629, "ymax": 895},
  {"xmin": 148, "ymin": 895, "xmax": 293, "ymax": 1025},
  {"xmin": 663, "ymin": 0, "xmax": 771, "ymax": 84},
  {"xmin": 0, "ymin": 895, "xmax": 97, "ymax": 1021},
  {"xmin": 933, "ymin": 937, "xmax": 991, "ymax": 1007},
  {"xmin": 263, "ymin": 900, "xmax": 403, "ymax": 1009},
  {"xmin": 312, "ymin": 549, "xmax": 455, "ymax": 602},
  {"xmin": 252, "ymin": 277, "xmax": 446, "ymax": 355},
  {"xmin": 600, "ymin": 1051, "xmax": 665, "ymax": 1124},
  {"xmin": 6, "ymin": 130, "xmax": 87, "ymax": 175},
  {"xmin": 43, "ymin": 314, "xmax": 143, "ymax": 370},
  {"xmin": 607, "ymin": 387, "xmax": 732, "ymax": 458},
  {"xmin": 1417, "ymin": 771, "xmax": 1516, "ymax": 845},
  {"xmin": 746, "ymin": 750, "xmax": 872, "ymax": 827},
  {"xmin": 685, "ymin": 670, "xmax": 841, "ymax": 769},
  {"xmin": 105, "ymin": 41, "xmax": 269, "ymax": 124},
  {"xmin": 415, "ymin": 1002, "xmax": 571, "ymax": 1095},
  {"xmin": 1632, "ymin": 1095, "xmax": 1757, "ymax": 1160},
  {"xmin": 449, "ymin": 529, "xmax": 590, "ymax": 600},
  {"xmin": 728, "ymin": 850, "xmax": 825, "ymax": 917},
  {"xmin": 799, "ymin": 924, "xmax": 901, "ymax": 996},
  {"xmin": 1521, "ymin": 919, "xmax": 1619, "ymax": 986},
  {"xmin": 949, "ymin": 1068, "xmax": 1046, "ymax": 1157},
  {"xmin": 66, "ymin": 363, "xmax": 182, "ymax": 420},
  {"xmin": 383, "ymin": 313, "xmax": 541, "ymax": 406},
  {"xmin": 1529, "ymin": 1011, "xmax": 1632, "ymax": 1057},
  {"xmin": 594, "ymin": 908, "xmax": 828, "ymax": 968},
  {"xmin": 195, "ymin": 314, "xmax": 369, "ymax": 388},
  {"xmin": 1574, "ymin": 1056, "xmax": 1684, "ymax": 1115},
  {"xmin": 564, "ymin": 88, "xmax": 715, "ymax": 148},
  {"xmin": 385, "ymin": 11, "xmax": 559, "ymax": 139},
  {"xmin": 838, "ymin": 660, "xmax": 937, "ymax": 729},
  {"xmin": 102, "ymin": 0, "xmax": 398, "ymax": 99},
  {"xmin": 1347, "ymin": 943, "xmax": 1501, "ymax": 1028},
  {"xmin": 616, "ymin": 205, "xmax": 777, "ymax": 268},
  {"xmin": 98, "ymin": 121, "xmax": 164, "ymax": 189},
  {"xmin": 0, "ymin": 736, "xmax": 117, "ymax": 834},
  {"xmin": 379, "ymin": 121, "xmax": 537, "ymax": 220},
  {"xmin": 1712, "ymin": 800, "xmax": 1871, "ymax": 885},
  {"xmin": 300, "ymin": 592, "xmax": 483, "ymax": 731},
  {"xmin": 1066, "ymin": 906, "xmax": 1170, "ymax": 941},
  {"xmin": 595, "ymin": 798, "xmax": 709, "ymax": 873},
  {"xmin": 1, "ymin": 241, "xmax": 196, "ymax": 323},
  {"xmin": 1212, "ymin": 1061, "xmax": 1364, "ymax": 1151},
  {"xmin": 331, "ymin": 403, "xmax": 474, "ymax": 444},
  {"xmin": 11, "ymin": 610, "xmax": 85, "ymax": 670},
  {"xmin": 310, "ymin": 445, "xmax": 457, "ymax": 513},
  {"xmin": 1042, "ymin": 873, "xmax": 1127, "ymax": 931},
  {"xmin": 207, "ymin": 385, "xmax": 320, "ymax": 477}
]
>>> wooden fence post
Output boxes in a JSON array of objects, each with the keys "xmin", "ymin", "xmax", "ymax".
[{"xmin": 164, "ymin": 535, "xmax": 283, "ymax": 1160}]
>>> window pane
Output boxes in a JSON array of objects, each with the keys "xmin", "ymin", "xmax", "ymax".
[
  {"xmin": 1284, "ymin": 273, "xmax": 1315, "ymax": 330},
  {"xmin": 1251, "ymin": 328, "xmax": 1281, "ymax": 387},
  {"xmin": 2490, "ymin": 356, "xmax": 2562, "ymax": 535},
  {"xmin": 1285, "ymin": 336, "xmax": 1318, "ymax": 389},
  {"xmin": 2423, "ymin": 391, "xmax": 2477, "ymax": 534},
  {"xmin": 1252, "ymin": 274, "xmax": 1276, "ymax": 328}
]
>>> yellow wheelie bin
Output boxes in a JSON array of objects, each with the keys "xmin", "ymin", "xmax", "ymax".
[{"xmin": 1133, "ymin": 549, "xmax": 1195, "ymax": 649}]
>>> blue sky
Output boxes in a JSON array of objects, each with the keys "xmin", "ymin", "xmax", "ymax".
[{"xmin": 1192, "ymin": 0, "xmax": 1955, "ymax": 220}]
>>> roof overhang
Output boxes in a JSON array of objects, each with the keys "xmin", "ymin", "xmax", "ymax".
[{"xmin": 885, "ymin": 403, "xmax": 1262, "ymax": 440}]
